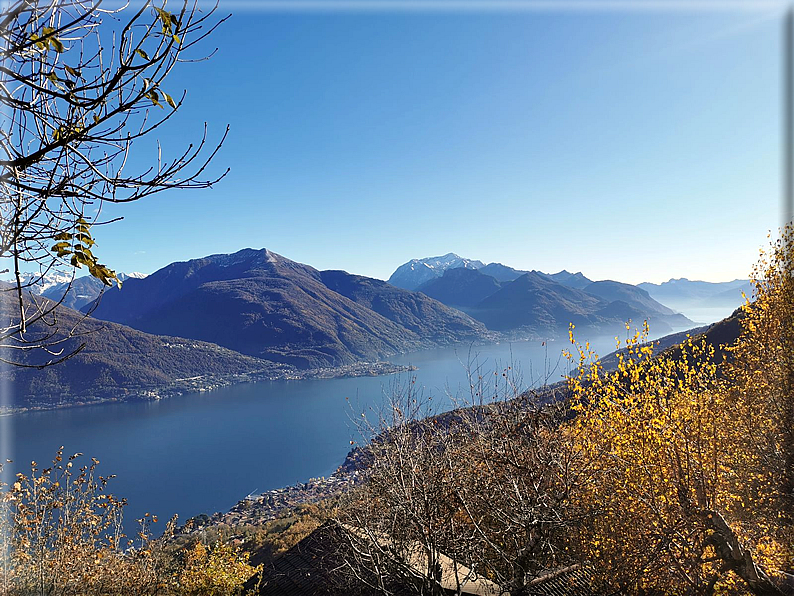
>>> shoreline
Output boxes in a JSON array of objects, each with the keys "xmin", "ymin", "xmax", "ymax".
[
  {"xmin": 176, "ymin": 445, "xmax": 368, "ymax": 536},
  {"xmin": 177, "ymin": 469, "xmax": 362, "ymax": 535},
  {"xmin": 4, "ymin": 324, "xmax": 657, "ymax": 418},
  {"xmin": 0, "ymin": 360, "xmax": 417, "ymax": 417}
]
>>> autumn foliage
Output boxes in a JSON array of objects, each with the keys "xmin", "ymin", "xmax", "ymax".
[
  {"xmin": 342, "ymin": 228, "xmax": 794, "ymax": 596},
  {"xmin": 2, "ymin": 227, "xmax": 792, "ymax": 595},
  {"xmin": 0, "ymin": 449, "xmax": 259, "ymax": 595},
  {"xmin": 563, "ymin": 228, "xmax": 794, "ymax": 594}
]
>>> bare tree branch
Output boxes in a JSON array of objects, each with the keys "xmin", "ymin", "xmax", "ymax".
[{"xmin": 0, "ymin": 0, "xmax": 227, "ymax": 366}]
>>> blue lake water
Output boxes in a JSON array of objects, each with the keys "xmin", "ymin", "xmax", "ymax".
[{"xmin": 1, "ymin": 334, "xmax": 619, "ymax": 529}]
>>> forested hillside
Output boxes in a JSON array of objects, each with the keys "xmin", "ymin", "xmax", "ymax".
[{"xmin": 0, "ymin": 294, "xmax": 288, "ymax": 409}]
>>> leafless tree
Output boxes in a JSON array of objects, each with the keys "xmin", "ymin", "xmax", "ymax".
[
  {"xmin": 336, "ymin": 367, "xmax": 594, "ymax": 596},
  {"xmin": 337, "ymin": 380, "xmax": 468, "ymax": 596},
  {"xmin": 0, "ymin": 0, "xmax": 228, "ymax": 366},
  {"xmin": 449, "ymin": 381, "xmax": 595, "ymax": 595}
]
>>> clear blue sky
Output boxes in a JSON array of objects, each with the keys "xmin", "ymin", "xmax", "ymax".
[{"xmin": 96, "ymin": 1, "xmax": 783, "ymax": 284}]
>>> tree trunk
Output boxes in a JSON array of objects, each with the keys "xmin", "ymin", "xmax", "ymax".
[{"xmin": 701, "ymin": 510, "xmax": 788, "ymax": 596}]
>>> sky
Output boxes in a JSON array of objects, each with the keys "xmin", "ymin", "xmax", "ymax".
[{"xmin": 92, "ymin": 0, "xmax": 784, "ymax": 284}]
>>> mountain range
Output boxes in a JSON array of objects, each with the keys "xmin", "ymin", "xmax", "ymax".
[
  {"xmin": 638, "ymin": 278, "xmax": 751, "ymax": 317},
  {"xmin": 401, "ymin": 257, "xmax": 692, "ymax": 335},
  {"xmin": 10, "ymin": 270, "xmax": 148, "ymax": 310},
  {"xmin": 76, "ymin": 248, "xmax": 701, "ymax": 368},
  {"xmin": 387, "ymin": 253, "xmax": 593, "ymax": 292},
  {"xmin": 388, "ymin": 254, "xmax": 748, "ymax": 324},
  {"xmin": 4, "ymin": 248, "xmax": 746, "ymax": 411},
  {"xmin": 387, "ymin": 253, "xmax": 486, "ymax": 290},
  {"xmin": 87, "ymin": 249, "xmax": 488, "ymax": 369}
]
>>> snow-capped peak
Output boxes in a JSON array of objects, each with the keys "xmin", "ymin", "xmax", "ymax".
[
  {"xmin": 5, "ymin": 269, "xmax": 148, "ymax": 294},
  {"xmin": 13, "ymin": 270, "xmax": 75, "ymax": 294},
  {"xmin": 387, "ymin": 253, "xmax": 485, "ymax": 290}
]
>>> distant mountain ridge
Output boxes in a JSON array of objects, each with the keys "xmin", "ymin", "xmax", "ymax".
[
  {"xmin": 583, "ymin": 280, "xmax": 676, "ymax": 316},
  {"xmin": 465, "ymin": 272, "xmax": 690, "ymax": 334},
  {"xmin": 17, "ymin": 270, "xmax": 75, "ymax": 293},
  {"xmin": 471, "ymin": 271, "xmax": 606, "ymax": 331},
  {"xmin": 15, "ymin": 270, "xmax": 146, "ymax": 293},
  {"xmin": 638, "ymin": 278, "xmax": 749, "ymax": 300},
  {"xmin": 388, "ymin": 252, "xmax": 592, "ymax": 293},
  {"xmin": 543, "ymin": 270, "xmax": 592, "ymax": 290},
  {"xmin": 2, "ymin": 270, "xmax": 149, "ymax": 311},
  {"xmin": 479, "ymin": 263, "xmax": 526, "ymax": 283},
  {"xmin": 88, "ymin": 249, "xmax": 488, "ymax": 369},
  {"xmin": 393, "ymin": 254, "xmax": 691, "ymax": 335},
  {"xmin": 638, "ymin": 278, "xmax": 751, "ymax": 321},
  {"xmin": 42, "ymin": 272, "xmax": 147, "ymax": 310}
]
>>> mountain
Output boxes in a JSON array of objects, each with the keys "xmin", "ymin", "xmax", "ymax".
[
  {"xmin": 406, "ymin": 264, "xmax": 692, "ymax": 335},
  {"xmin": 117, "ymin": 272, "xmax": 148, "ymax": 282},
  {"xmin": 478, "ymin": 263, "xmax": 527, "ymax": 283},
  {"xmin": 416, "ymin": 268, "xmax": 503, "ymax": 308},
  {"xmin": 88, "ymin": 249, "xmax": 487, "ymax": 369},
  {"xmin": 0, "ymin": 294, "xmax": 287, "ymax": 409},
  {"xmin": 16, "ymin": 269, "xmax": 75, "ymax": 294},
  {"xmin": 318, "ymin": 270, "xmax": 485, "ymax": 342},
  {"xmin": 14, "ymin": 270, "xmax": 145, "ymax": 296},
  {"xmin": 581, "ymin": 280, "xmax": 691, "ymax": 328},
  {"xmin": 703, "ymin": 282, "xmax": 754, "ymax": 307},
  {"xmin": 544, "ymin": 270, "xmax": 593, "ymax": 290},
  {"xmin": 41, "ymin": 276, "xmax": 106, "ymax": 310},
  {"xmin": 9, "ymin": 271, "xmax": 149, "ymax": 311},
  {"xmin": 42, "ymin": 272, "xmax": 147, "ymax": 311},
  {"xmin": 467, "ymin": 271, "xmax": 607, "ymax": 332},
  {"xmin": 465, "ymin": 272, "xmax": 693, "ymax": 335},
  {"xmin": 638, "ymin": 278, "xmax": 748, "ymax": 302},
  {"xmin": 387, "ymin": 254, "xmax": 598, "ymax": 294},
  {"xmin": 583, "ymin": 280, "xmax": 675, "ymax": 316},
  {"xmin": 638, "ymin": 278, "xmax": 751, "ymax": 323},
  {"xmin": 387, "ymin": 253, "xmax": 485, "ymax": 291},
  {"xmin": 593, "ymin": 299, "xmax": 652, "ymax": 323}
]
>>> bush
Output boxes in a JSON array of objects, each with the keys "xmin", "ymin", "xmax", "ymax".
[{"xmin": 0, "ymin": 450, "xmax": 258, "ymax": 595}]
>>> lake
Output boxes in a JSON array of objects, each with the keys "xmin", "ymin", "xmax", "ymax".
[{"xmin": 1, "ymin": 333, "xmax": 621, "ymax": 529}]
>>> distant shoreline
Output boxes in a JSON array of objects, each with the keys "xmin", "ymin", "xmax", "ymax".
[
  {"xmin": 0, "ymin": 360, "xmax": 417, "ymax": 417},
  {"xmin": 3, "ymin": 318, "xmax": 705, "ymax": 418}
]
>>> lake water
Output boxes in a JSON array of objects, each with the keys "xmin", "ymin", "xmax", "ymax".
[{"xmin": 0, "ymin": 334, "xmax": 623, "ymax": 529}]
